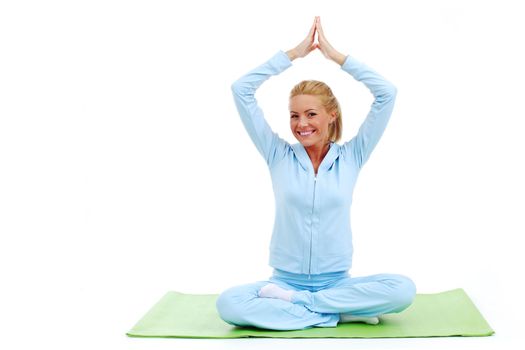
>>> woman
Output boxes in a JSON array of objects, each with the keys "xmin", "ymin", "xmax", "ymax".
[{"xmin": 216, "ymin": 16, "xmax": 416, "ymax": 331}]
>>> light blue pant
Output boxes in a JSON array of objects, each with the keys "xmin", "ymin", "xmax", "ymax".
[{"xmin": 216, "ymin": 268, "xmax": 416, "ymax": 330}]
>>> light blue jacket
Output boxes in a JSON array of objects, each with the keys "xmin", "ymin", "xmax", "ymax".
[{"xmin": 231, "ymin": 50, "xmax": 397, "ymax": 276}]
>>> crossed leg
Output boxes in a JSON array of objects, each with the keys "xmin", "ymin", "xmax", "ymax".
[
  {"xmin": 216, "ymin": 273, "xmax": 416, "ymax": 331},
  {"xmin": 216, "ymin": 280, "xmax": 339, "ymax": 330},
  {"xmin": 291, "ymin": 273, "xmax": 416, "ymax": 316}
]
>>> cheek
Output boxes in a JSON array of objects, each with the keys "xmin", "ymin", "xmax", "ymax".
[{"xmin": 319, "ymin": 119, "xmax": 331, "ymax": 130}]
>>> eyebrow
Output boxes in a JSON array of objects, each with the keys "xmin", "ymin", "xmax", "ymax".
[{"xmin": 290, "ymin": 109, "xmax": 316, "ymax": 113}]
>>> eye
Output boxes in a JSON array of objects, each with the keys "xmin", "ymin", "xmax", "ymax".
[
  {"xmin": 290, "ymin": 115, "xmax": 298, "ymax": 119},
  {"xmin": 308, "ymin": 113, "xmax": 317, "ymax": 117}
]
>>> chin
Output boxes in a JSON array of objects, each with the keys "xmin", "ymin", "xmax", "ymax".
[{"xmin": 298, "ymin": 139, "xmax": 318, "ymax": 147}]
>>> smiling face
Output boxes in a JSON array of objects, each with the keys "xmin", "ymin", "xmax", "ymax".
[{"xmin": 289, "ymin": 94, "xmax": 336, "ymax": 147}]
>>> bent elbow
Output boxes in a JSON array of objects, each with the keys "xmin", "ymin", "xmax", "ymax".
[
  {"xmin": 231, "ymin": 81, "xmax": 240, "ymax": 94},
  {"xmin": 376, "ymin": 84, "xmax": 397, "ymax": 103},
  {"xmin": 386, "ymin": 84, "xmax": 398, "ymax": 99},
  {"xmin": 231, "ymin": 80, "xmax": 248, "ymax": 96}
]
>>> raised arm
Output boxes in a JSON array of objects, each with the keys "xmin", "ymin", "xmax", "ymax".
[
  {"xmin": 315, "ymin": 16, "xmax": 397, "ymax": 169},
  {"xmin": 231, "ymin": 18, "xmax": 318, "ymax": 168},
  {"xmin": 230, "ymin": 51, "xmax": 291, "ymax": 168},
  {"xmin": 340, "ymin": 56, "xmax": 397, "ymax": 169}
]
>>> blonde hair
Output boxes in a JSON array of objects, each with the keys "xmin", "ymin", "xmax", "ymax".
[{"xmin": 289, "ymin": 80, "xmax": 342, "ymax": 143}]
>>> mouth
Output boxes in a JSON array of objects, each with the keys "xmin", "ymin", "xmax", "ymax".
[{"xmin": 297, "ymin": 129, "xmax": 316, "ymax": 137}]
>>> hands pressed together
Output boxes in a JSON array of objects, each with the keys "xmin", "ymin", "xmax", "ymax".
[{"xmin": 286, "ymin": 16, "xmax": 347, "ymax": 66}]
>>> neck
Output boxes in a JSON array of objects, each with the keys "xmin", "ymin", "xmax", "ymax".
[{"xmin": 304, "ymin": 141, "xmax": 331, "ymax": 164}]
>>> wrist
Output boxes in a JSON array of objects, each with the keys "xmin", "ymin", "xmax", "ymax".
[
  {"xmin": 331, "ymin": 51, "xmax": 347, "ymax": 66},
  {"xmin": 286, "ymin": 49, "xmax": 298, "ymax": 61}
]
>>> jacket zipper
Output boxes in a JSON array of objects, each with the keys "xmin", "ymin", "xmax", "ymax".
[{"xmin": 308, "ymin": 173, "xmax": 317, "ymax": 279}]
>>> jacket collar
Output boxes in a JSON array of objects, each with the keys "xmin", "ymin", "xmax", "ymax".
[{"xmin": 291, "ymin": 141, "xmax": 340, "ymax": 174}]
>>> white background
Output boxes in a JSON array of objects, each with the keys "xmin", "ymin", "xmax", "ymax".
[{"xmin": 1, "ymin": 0, "xmax": 524, "ymax": 349}]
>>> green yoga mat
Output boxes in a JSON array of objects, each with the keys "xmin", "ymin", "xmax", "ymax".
[{"xmin": 126, "ymin": 288, "xmax": 494, "ymax": 338}]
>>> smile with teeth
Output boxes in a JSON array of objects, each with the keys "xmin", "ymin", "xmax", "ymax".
[{"xmin": 298, "ymin": 130, "xmax": 316, "ymax": 136}]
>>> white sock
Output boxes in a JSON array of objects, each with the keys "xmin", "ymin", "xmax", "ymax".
[
  {"xmin": 339, "ymin": 313, "xmax": 380, "ymax": 325},
  {"xmin": 258, "ymin": 283, "xmax": 295, "ymax": 302}
]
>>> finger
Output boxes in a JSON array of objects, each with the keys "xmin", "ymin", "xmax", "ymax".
[
  {"xmin": 316, "ymin": 16, "xmax": 325, "ymax": 36},
  {"xmin": 308, "ymin": 18, "xmax": 317, "ymax": 38},
  {"xmin": 318, "ymin": 26, "xmax": 327, "ymax": 43},
  {"xmin": 310, "ymin": 18, "xmax": 316, "ymax": 32}
]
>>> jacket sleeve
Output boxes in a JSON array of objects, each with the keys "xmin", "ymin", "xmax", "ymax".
[
  {"xmin": 340, "ymin": 55, "xmax": 397, "ymax": 169},
  {"xmin": 231, "ymin": 50, "xmax": 292, "ymax": 168}
]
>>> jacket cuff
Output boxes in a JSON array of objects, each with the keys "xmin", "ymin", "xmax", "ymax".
[
  {"xmin": 270, "ymin": 49, "xmax": 293, "ymax": 72},
  {"xmin": 340, "ymin": 54, "xmax": 365, "ymax": 76}
]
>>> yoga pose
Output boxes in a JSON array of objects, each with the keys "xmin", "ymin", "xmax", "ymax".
[{"xmin": 216, "ymin": 16, "xmax": 416, "ymax": 330}]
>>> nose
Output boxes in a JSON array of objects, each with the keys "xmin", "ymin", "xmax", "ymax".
[{"xmin": 298, "ymin": 116, "xmax": 309, "ymax": 126}]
